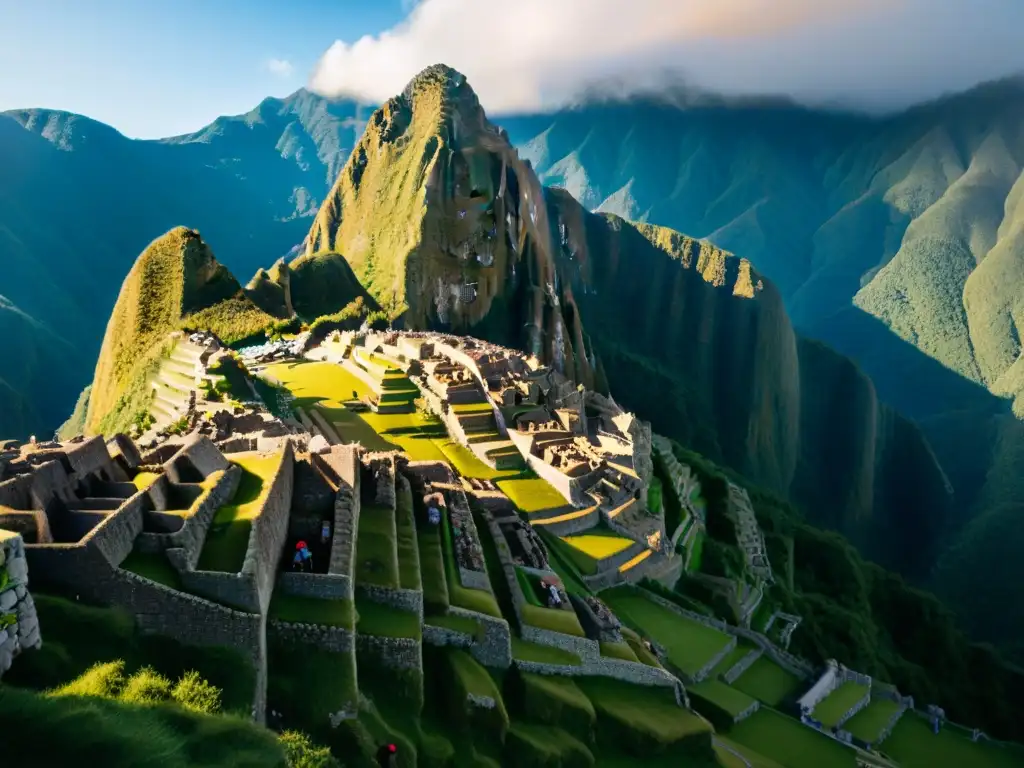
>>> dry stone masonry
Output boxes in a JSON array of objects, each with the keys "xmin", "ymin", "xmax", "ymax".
[{"xmin": 0, "ymin": 530, "xmax": 41, "ymax": 676}]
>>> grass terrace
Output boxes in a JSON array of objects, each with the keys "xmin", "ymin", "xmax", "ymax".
[
  {"xmin": 197, "ymin": 452, "xmax": 282, "ymax": 573},
  {"xmin": 511, "ymin": 637, "xmax": 582, "ymax": 666},
  {"xmin": 621, "ymin": 626, "xmax": 662, "ymax": 667},
  {"xmin": 267, "ymin": 593, "xmax": 355, "ymax": 628},
  {"xmin": 354, "ymin": 504, "xmax": 399, "ymax": 589},
  {"xmin": 355, "ymin": 595, "xmax": 421, "ymax": 639},
  {"xmin": 812, "ymin": 681, "xmax": 869, "ymax": 729},
  {"xmin": 731, "ymin": 655, "xmax": 804, "ymax": 707},
  {"xmin": 537, "ymin": 531, "xmax": 592, "ymax": 597},
  {"xmin": 842, "ymin": 696, "xmax": 902, "ymax": 743},
  {"xmin": 514, "ymin": 566, "xmax": 587, "ymax": 637},
  {"xmin": 727, "ymin": 707, "xmax": 858, "ymax": 768},
  {"xmin": 601, "ymin": 587, "xmax": 733, "ymax": 679},
  {"xmin": 689, "ymin": 678, "xmax": 758, "ymax": 719},
  {"xmin": 498, "ymin": 476, "xmax": 571, "ymax": 515},
  {"xmin": 575, "ymin": 677, "xmax": 713, "ymax": 758},
  {"xmin": 131, "ymin": 471, "xmax": 161, "ymax": 490},
  {"xmin": 439, "ymin": 503, "xmax": 502, "ymax": 618},
  {"xmin": 451, "ymin": 401, "xmax": 496, "ymax": 415},
  {"xmin": 559, "ymin": 529, "xmax": 636, "ymax": 574},
  {"xmin": 120, "ymin": 551, "xmax": 181, "ymax": 589},
  {"xmin": 708, "ymin": 641, "xmax": 755, "ymax": 679},
  {"xmin": 267, "ymin": 639, "xmax": 358, "ymax": 731},
  {"xmin": 424, "ymin": 612, "xmax": 480, "ymax": 637},
  {"xmin": 416, "ymin": 510, "xmax": 449, "ymax": 614},
  {"xmin": 882, "ymin": 712, "xmax": 1024, "ymax": 768},
  {"xmin": 599, "ymin": 640, "xmax": 639, "ymax": 662}
]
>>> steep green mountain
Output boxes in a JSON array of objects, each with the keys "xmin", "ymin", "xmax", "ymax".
[
  {"xmin": 0, "ymin": 91, "xmax": 369, "ymax": 436},
  {"xmin": 304, "ymin": 64, "xmax": 953, "ymax": 580},
  {"xmin": 84, "ymin": 227, "xmax": 276, "ymax": 434}
]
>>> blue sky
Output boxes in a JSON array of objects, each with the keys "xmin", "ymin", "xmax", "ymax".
[
  {"xmin": 3, "ymin": 0, "xmax": 1023, "ymax": 139},
  {"xmin": 0, "ymin": 0, "xmax": 407, "ymax": 138}
]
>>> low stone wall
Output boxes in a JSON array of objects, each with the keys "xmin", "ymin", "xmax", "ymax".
[
  {"xmin": 244, "ymin": 443, "xmax": 295, "ymax": 613},
  {"xmin": 723, "ymin": 649, "xmax": 763, "ymax": 684},
  {"xmin": 448, "ymin": 605, "xmax": 513, "ymax": 669},
  {"xmin": 139, "ymin": 468, "xmax": 241, "ymax": 567},
  {"xmin": 90, "ymin": 491, "xmax": 148, "ymax": 567},
  {"xmin": 277, "ymin": 571, "xmax": 351, "ymax": 601},
  {"xmin": 0, "ymin": 530, "xmax": 42, "ymax": 677},
  {"xmin": 179, "ymin": 569, "xmax": 260, "ymax": 614},
  {"xmin": 423, "ymin": 623, "xmax": 474, "ymax": 649},
  {"xmin": 163, "ymin": 435, "xmax": 230, "ymax": 483},
  {"xmin": 268, "ymin": 619, "xmax": 354, "ymax": 653},
  {"xmin": 356, "ymin": 633, "xmax": 422, "ymax": 671},
  {"xmin": 355, "ymin": 583, "xmax": 424, "ymax": 619},
  {"xmin": 835, "ymin": 688, "xmax": 872, "ymax": 730},
  {"xmin": 506, "ymin": 430, "xmax": 577, "ymax": 506}
]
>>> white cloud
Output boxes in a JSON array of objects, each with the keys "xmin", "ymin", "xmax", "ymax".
[
  {"xmin": 309, "ymin": 0, "xmax": 1024, "ymax": 113},
  {"xmin": 266, "ymin": 58, "xmax": 295, "ymax": 78}
]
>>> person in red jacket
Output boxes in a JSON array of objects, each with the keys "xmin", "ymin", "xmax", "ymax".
[{"xmin": 376, "ymin": 743, "xmax": 397, "ymax": 767}]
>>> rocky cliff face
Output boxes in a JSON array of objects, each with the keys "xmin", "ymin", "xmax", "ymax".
[
  {"xmin": 306, "ymin": 64, "xmax": 596, "ymax": 388},
  {"xmin": 305, "ymin": 65, "xmax": 954, "ymax": 576}
]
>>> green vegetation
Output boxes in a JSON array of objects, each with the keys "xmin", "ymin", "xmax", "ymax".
[
  {"xmin": 727, "ymin": 707, "xmax": 857, "ymax": 768},
  {"xmin": 560, "ymin": 530, "xmax": 635, "ymax": 574},
  {"xmin": 442, "ymin": 648, "xmax": 510, "ymax": 738},
  {"xmin": 812, "ymin": 681, "xmax": 869, "ymax": 728},
  {"xmin": 85, "ymin": 228, "xmax": 276, "ymax": 434},
  {"xmin": 498, "ymin": 476, "xmax": 571, "ymax": 514},
  {"xmin": 355, "ymin": 595, "xmax": 421, "ymax": 639},
  {"xmin": 267, "ymin": 637, "xmax": 358, "ymax": 735},
  {"xmin": 507, "ymin": 671, "xmax": 596, "ymax": 742},
  {"xmin": 647, "ymin": 475, "xmax": 664, "ymax": 516},
  {"xmin": 842, "ymin": 696, "xmax": 902, "ymax": 743},
  {"xmin": 0, "ymin": 677, "xmax": 286, "ymax": 767},
  {"xmin": 424, "ymin": 612, "xmax": 479, "ymax": 637},
  {"xmin": 731, "ymin": 656, "xmax": 803, "ymax": 708},
  {"xmin": 354, "ymin": 504, "xmax": 400, "ymax": 588},
  {"xmin": 268, "ymin": 593, "xmax": 355, "ymax": 628},
  {"xmin": 521, "ymin": 601, "xmax": 587, "ymax": 637},
  {"xmin": 599, "ymin": 640, "xmax": 639, "ymax": 662},
  {"xmin": 438, "ymin": 501, "xmax": 502, "ymax": 618},
  {"xmin": 197, "ymin": 453, "xmax": 281, "ymax": 573},
  {"xmin": 689, "ymin": 678, "xmax": 758, "ymax": 720},
  {"xmin": 602, "ymin": 586, "xmax": 733, "ymax": 678},
  {"xmin": 511, "ymin": 637, "xmax": 582, "ymax": 666},
  {"xmin": 121, "ymin": 550, "xmax": 182, "ymax": 589},
  {"xmin": 883, "ymin": 712, "xmax": 1024, "ymax": 768},
  {"xmin": 575, "ymin": 677, "xmax": 713, "ymax": 760},
  {"xmin": 5, "ymin": 594, "xmax": 255, "ymax": 712}
]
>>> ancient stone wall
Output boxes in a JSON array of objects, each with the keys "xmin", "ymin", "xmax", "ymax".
[
  {"xmin": 356, "ymin": 633, "xmax": 422, "ymax": 671},
  {"xmin": 423, "ymin": 622, "xmax": 474, "ymax": 650},
  {"xmin": 244, "ymin": 443, "xmax": 294, "ymax": 613},
  {"xmin": 163, "ymin": 435, "xmax": 230, "ymax": 483},
  {"xmin": 90, "ymin": 491, "xmax": 147, "ymax": 567},
  {"xmin": 356, "ymin": 583, "xmax": 424, "ymax": 618},
  {"xmin": 0, "ymin": 474, "xmax": 34, "ymax": 510},
  {"xmin": 0, "ymin": 530, "xmax": 42, "ymax": 677},
  {"xmin": 140, "ymin": 468, "xmax": 241, "ymax": 568},
  {"xmin": 106, "ymin": 434, "xmax": 143, "ymax": 472},
  {"xmin": 65, "ymin": 436, "xmax": 117, "ymax": 482},
  {"xmin": 30, "ymin": 460, "xmax": 78, "ymax": 508},
  {"xmin": 277, "ymin": 571, "xmax": 351, "ymax": 601},
  {"xmin": 268, "ymin": 619, "xmax": 354, "ymax": 653}
]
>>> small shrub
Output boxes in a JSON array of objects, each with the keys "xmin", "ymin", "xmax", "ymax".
[
  {"xmin": 120, "ymin": 666, "xmax": 174, "ymax": 705},
  {"xmin": 50, "ymin": 660, "xmax": 127, "ymax": 699},
  {"xmin": 171, "ymin": 670, "xmax": 223, "ymax": 715},
  {"xmin": 279, "ymin": 730, "xmax": 340, "ymax": 768}
]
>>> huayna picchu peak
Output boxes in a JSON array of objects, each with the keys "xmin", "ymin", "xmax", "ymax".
[{"xmin": 4, "ymin": 60, "xmax": 1024, "ymax": 768}]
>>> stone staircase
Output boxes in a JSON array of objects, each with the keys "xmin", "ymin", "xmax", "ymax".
[{"xmin": 148, "ymin": 340, "xmax": 205, "ymax": 430}]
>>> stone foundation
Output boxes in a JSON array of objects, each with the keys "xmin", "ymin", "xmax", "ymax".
[{"xmin": 0, "ymin": 530, "xmax": 42, "ymax": 677}]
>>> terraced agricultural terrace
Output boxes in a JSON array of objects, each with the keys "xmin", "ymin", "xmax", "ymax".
[{"xmin": 4, "ymin": 326, "xmax": 1022, "ymax": 768}]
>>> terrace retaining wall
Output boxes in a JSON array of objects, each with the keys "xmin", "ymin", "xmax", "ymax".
[
  {"xmin": 140, "ymin": 468, "xmax": 241, "ymax": 567},
  {"xmin": 268, "ymin": 619, "xmax": 354, "ymax": 653},
  {"xmin": 356, "ymin": 633, "xmax": 422, "ymax": 672},
  {"xmin": 163, "ymin": 435, "xmax": 229, "ymax": 483},
  {"xmin": 356, "ymin": 583, "xmax": 424, "ymax": 618},
  {"xmin": 448, "ymin": 606, "xmax": 512, "ymax": 669}
]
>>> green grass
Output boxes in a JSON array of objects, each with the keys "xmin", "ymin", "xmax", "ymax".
[
  {"xmin": 513, "ymin": 673, "xmax": 596, "ymax": 741},
  {"xmin": 560, "ymin": 530, "xmax": 635, "ymax": 574},
  {"xmin": 601, "ymin": 587, "xmax": 733, "ymax": 678},
  {"xmin": 521, "ymin": 603, "xmax": 587, "ymax": 637},
  {"xmin": 689, "ymin": 678, "xmax": 758, "ymax": 717},
  {"xmin": 575, "ymin": 677, "xmax": 713, "ymax": 757},
  {"xmin": 842, "ymin": 696, "xmax": 902, "ymax": 743},
  {"xmin": 727, "ymin": 707, "xmax": 858, "ymax": 768},
  {"xmin": 538, "ymin": 530, "xmax": 593, "ymax": 597},
  {"xmin": 882, "ymin": 712, "xmax": 1024, "ymax": 768},
  {"xmin": 812, "ymin": 681, "xmax": 869, "ymax": 728},
  {"xmin": 395, "ymin": 479, "xmax": 422, "ymax": 591},
  {"xmin": 355, "ymin": 596, "xmax": 421, "ymax": 639},
  {"xmin": 416, "ymin": 513, "xmax": 449, "ymax": 613},
  {"xmin": 439, "ymin": 648, "xmax": 510, "ymax": 740},
  {"xmin": 424, "ymin": 612, "xmax": 480, "ymax": 637},
  {"xmin": 0, "ymin": 683, "xmax": 285, "ymax": 768},
  {"xmin": 5, "ymin": 594, "xmax": 255, "ymax": 713},
  {"xmin": 497, "ymin": 476, "xmax": 570, "ymax": 514},
  {"xmin": 448, "ymin": 648, "xmax": 500, "ymax": 699},
  {"xmin": 708, "ymin": 641, "xmax": 755, "ymax": 679},
  {"xmin": 511, "ymin": 637, "xmax": 582, "ymax": 666},
  {"xmin": 196, "ymin": 453, "xmax": 281, "ymax": 573},
  {"xmin": 120, "ymin": 550, "xmax": 181, "ymax": 589},
  {"xmin": 599, "ymin": 640, "xmax": 639, "ymax": 662},
  {"xmin": 504, "ymin": 723, "xmax": 594, "ymax": 766},
  {"xmin": 647, "ymin": 475, "xmax": 664, "ymax": 515},
  {"xmin": 267, "ymin": 637, "xmax": 358, "ymax": 732},
  {"xmin": 687, "ymin": 529, "xmax": 705, "ymax": 572},
  {"xmin": 354, "ymin": 504, "xmax": 399, "ymax": 588},
  {"xmin": 267, "ymin": 592, "xmax": 355, "ymax": 628},
  {"xmin": 621, "ymin": 627, "xmax": 662, "ymax": 667},
  {"xmin": 731, "ymin": 656, "xmax": 804, "ymax": 707}
]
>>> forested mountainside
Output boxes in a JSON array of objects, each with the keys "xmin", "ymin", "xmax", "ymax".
[
  {"xmin": 4, "ymin": 72, "xmax": 1024, "ymax": 659},
  {"xmin": 0, "ymin": 91, "xmax": 372, "ymax": 437}
]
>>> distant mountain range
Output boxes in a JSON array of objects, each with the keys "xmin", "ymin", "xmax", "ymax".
[{"xmin": 4, "ymin": 75, "xmax": 1024, "ymax": 658}]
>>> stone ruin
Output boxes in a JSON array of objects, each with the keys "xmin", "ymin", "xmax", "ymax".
[{"xmin": 0, "ymin": 530, "xmax": 41, "ymax": 677}]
